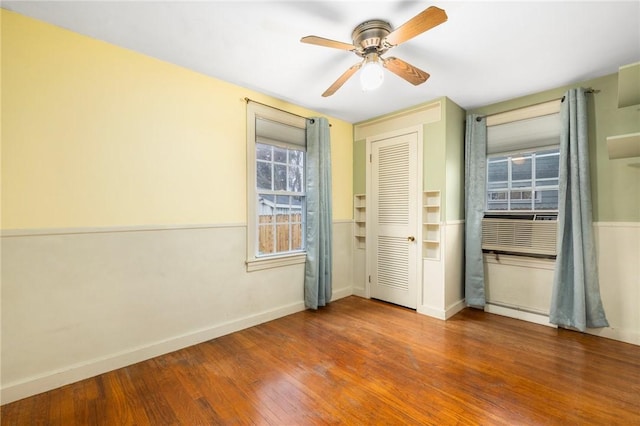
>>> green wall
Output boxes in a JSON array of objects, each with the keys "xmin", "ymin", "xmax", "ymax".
[
  {"xmin": 352, "ymin": 97, "xmax": 466, "ymax": 221},
  {"xmin": 470, "ymin": 73, "xmax": 640, "ymax": 222},
  {"xmin": 444, "ymin": 98, "xmax": 466, "ymax": 221},
  {"xmin": 353, "ymin": 138, "xmax": 366, "ymax": 195},
  {"xmin": 352, "ymin": 72, "xmax": 638, "ymax": 222},
  {"xmin": 423, "ymin": 111, "xmax": 447, "ymax": 207}
]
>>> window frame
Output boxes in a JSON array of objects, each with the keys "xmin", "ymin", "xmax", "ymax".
[{"xmin": 246, "ymin": 102, "xmax": 307, "ymax": 272}]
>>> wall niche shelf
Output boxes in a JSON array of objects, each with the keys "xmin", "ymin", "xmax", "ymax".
[
  {"xmin": 423, "ymin": 190, "xmax": 441, "ymax": 260},
  {"xmin": 607, "ymin": 132, "xmax": 640, "ymax": 159},
  {"xmin": 354, "ymin": 194, "xmax": 366, "ymax": 249}
]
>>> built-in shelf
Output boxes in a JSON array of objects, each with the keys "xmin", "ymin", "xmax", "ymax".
[
  {"xmin": 617, "ymin": 62, "xmax": 640, "ymax": 108},
  {"xmin": 422, "ymin": 191, "xmax": 441, "ymax": 260},
  {"xmin": 354, "ymin": 194, "xmax": 366, "ymax": 249},
  {"xmin": 607, "ymin": 132, "xmax": 640, "ymax": 159}
]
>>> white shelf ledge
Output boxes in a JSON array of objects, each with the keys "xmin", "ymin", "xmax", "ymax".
[{"xmin": 607, "ymin": 132, "xmax": 640, "ymax": 159}]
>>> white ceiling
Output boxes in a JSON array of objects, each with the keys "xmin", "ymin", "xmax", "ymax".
[{"xmin": 4, "ymin": 1, "xmax": 640, "ymax": 123}]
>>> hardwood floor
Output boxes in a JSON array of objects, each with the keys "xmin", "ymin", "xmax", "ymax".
[{"xmin": 2, "ymin": 296, "xmax": 639, "ymax": 425}]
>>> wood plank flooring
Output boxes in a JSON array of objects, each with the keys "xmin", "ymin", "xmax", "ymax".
[{"xmin": 2, "ymin": 296, "xmax": 639, "ymax": 425}]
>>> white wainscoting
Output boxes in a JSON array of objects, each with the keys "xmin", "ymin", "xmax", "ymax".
[
  {"xmin": 591, "ymin": 222, "xmax": 640, "ymax": 345},
  {"xmin": 483, "ymin": 222, "xmax": 639, "ymax": 345},
  {"xmin": 420, "ymin": 221, "xmax": 465, "ymax": 320},
  {"xmin": 1, "ymin": 221, "xmax": 354, "ymax": 404},
  {"xmin": 352, "ymin": 244, "xmax": 367, "ymax": 298}
]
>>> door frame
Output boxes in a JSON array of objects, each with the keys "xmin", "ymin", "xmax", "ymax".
[{"xmin": 365, "ymin": 125, "xmax": 424, "ymax": 307}]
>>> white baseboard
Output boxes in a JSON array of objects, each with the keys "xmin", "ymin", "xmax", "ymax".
[
  {"xmin": 585, "ymin": 327, "xmax": 640, "ymax": 346},
  {"xmin": 352, "ymin": 287, "xmax": 367, "ymax": 298},
  {"xmin": 417, "ymin": 305, "xmax": 444, "ymax": 319},
  {"xmin": 484, "ymin": 303, "xmax": 555, "ymax": 328},
  {"xmin": 1, "ymin": 301, "xmax": 306, "ymax": 405},
  {"xmin": 417, "ymin": 299, "xmax": 466, "ymax": 320},
  {"xmin": 331, "ymin": 286, "xmax": 354, "ymax": 302},
  {"xmin": 485, "ymin": 303, "xmax": 639, "ymax": 346},
  {"xmin": 444, "ymin": 299, "xmax": 467, "ymax": 319}
]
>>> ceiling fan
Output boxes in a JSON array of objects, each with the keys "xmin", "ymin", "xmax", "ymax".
[{"xmin": 301, "ymin": 6, "xmax": 447, "ymax": 97}]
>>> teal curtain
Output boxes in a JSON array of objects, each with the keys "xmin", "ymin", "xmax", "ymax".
[
  {"xmin": 304, "ymin": 117, "xmax": 333, "ymax": 309},
  {"xmin": 464, "ymin": 115, "xmax": 487, "ymax": 307},
  {"xmin": 550, "ymin": 88, "xmax": 609, "ymax": 331}
]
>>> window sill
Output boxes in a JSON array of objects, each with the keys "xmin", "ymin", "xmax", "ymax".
[{"xmin": 246, "ymin": 253, "xmax": 306, "ymax": 272}]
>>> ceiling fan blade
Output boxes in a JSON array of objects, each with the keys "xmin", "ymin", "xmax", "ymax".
[
  {"xmin": 383, "ymin": 57, "xmax": 430, "ymax": 85},
  {"xmin": 322, "ymin": 63, "xmax": 362, "ymax": 97},
  {"xmin": 384, "ymin": 6, "xmax": 448, "ymax": 47},
  {"xmin": 301, "ymin": 36, "xmax": 354, "ymax": 51}
]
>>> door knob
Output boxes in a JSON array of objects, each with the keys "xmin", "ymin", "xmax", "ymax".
[{"xmin": 407, "ymin": 236, "xmax": 415, "ymax": 242}]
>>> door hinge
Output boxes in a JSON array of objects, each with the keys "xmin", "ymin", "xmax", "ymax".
[
  {"xmin": 369, "ymin": 154, "xmax": 372, "ymax": 162},
  {"xmin": 368, "ymin": 275, "xmax": 371, "ymax": 283}
]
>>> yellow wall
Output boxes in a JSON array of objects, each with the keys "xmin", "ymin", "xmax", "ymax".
[{"xmin": 1, "ymin": 10, "xmax": 353, "ymax": 229}]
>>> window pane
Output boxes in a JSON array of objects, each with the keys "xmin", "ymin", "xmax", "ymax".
[
  {"xmin": 511, "ymin": 156, "xmax": 532, "ymax": 181},
  {"xmin": 276, "ymin": 195, "xmax": 290, "ymax": 226},
  {"xmin": 512, "ymin": 180, "xmax": 532, "ymax": 189},
  {"xmin": 488, "ymin": 191, "xmax": 507, "ymax": 201},
  {"xmin": 258, "ymin": 222, "xmax": 274, "ymax": 255},
  {"xmin": 488, "ymin": 181, "xmax": 508, "ymax": 191},
  {"xmin": 289, "ymin": 150, "xmax": 304, "ymax": 166},
  {"xmin": 536, "ymin": 178, "xmax": 558, "ymax": 187},
  {"xmin": 274, "ymin": 146, "xmax": 287, "ymax": 163},
  {"xmin": 257, "ymin": 161, "xmax": 272, "ymax": 190},
  {"xmin": 536, "ymin": 153, "xmax": 559, "ymax": 180},
  {"xmin": 291, "ymin": 195, "xmax": 304, "ymax": 216},
  {"xmin": 276, "ymin": 224, "xmax": 290, "ymax": 252},
  {"xmin": 488, "ymin": 158, "xmax": 508, "ymax": 186},
  {"xmin": 276, "ymin": 194, "xmax": 290, "ymax": 206},
  {"xmin": 259, "ymin": 194, "xmax": 275, "ymax": 204},
  {"xmin": 291, "ymin": 223, "xmax": 303, "ymax": 251},
  {"xmin": 487, "ymin": 202, "xmax": 508, "ymax": 210},
  {"xmin": 487, "ymin": 191, "xmax": 508, "ymax": 210},
  {"xmin": 511, "ymin": 190, "xmax": 533, "ymax": 210},
  {"xmin": 256, "ymin": 143, "xmax": 272, "ymax": 161},
  {"xmin": 291, "ymin": 195, "xmax": 304, "ymax": 245},
  {"xmin": 288, "ymin": 165, "xmax": 303, "ymax": 192},
  {"xmin": 274, "ymin": 164, "xmax": 287, "ymax": 190},
  {"xmin": 535, "ymin": 189, "xmax": 559, "ymax": 210}
]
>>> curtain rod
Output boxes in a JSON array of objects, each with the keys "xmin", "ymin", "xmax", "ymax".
[
  {"xmin": 560, "ymin": 88, "xmax": 600, "ymax": 102},
  {"xmin": 476, "ymin": 88, "xmax": 599, "ymax": 122},
  {"xmin": 244, "ymin": 97, "xmax": 331, "ymax": 127}
]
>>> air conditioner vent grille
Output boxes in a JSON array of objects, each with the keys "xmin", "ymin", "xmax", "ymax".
[{"xmin": 482, "ymin": 217, "xmax": 557, "ymax": 256}]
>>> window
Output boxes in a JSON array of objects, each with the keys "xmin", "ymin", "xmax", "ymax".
[
  {"xmin": 485, "ymin": 108, "xmax": 562, "ymax": 213},
  {"xmin": 486, "ymin": 148, "xmax": 560, "ymax": 212},
  {"xmin": 481, "ymin": 104, "xmax": 561, "ymax": 258},
  {"xmin": 256, "ymin": 144, "xmax": 305, "ymax": 255},
  {"xmin": 246, "ymin": 102, "xmax": 307, "ymax": 271}
]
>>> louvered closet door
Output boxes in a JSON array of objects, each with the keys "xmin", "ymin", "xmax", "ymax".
[{"xmin": 370, "ymin": 132, "xmax": 418, "ymax": 309}]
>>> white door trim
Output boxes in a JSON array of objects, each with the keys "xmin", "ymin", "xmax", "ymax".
[{"xmin": 365, "ymin": 125, "xmax": 424, "ymax": 308}]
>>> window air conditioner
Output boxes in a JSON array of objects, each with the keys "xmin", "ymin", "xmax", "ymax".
[{"xmin": 482, "ymin": 214, "xmax": 557, "ymax": 257}]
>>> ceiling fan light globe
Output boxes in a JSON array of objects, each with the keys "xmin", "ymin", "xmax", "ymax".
[{"xmin": 360, "ymin": 61, "xmax": 384, "ymax": 92}]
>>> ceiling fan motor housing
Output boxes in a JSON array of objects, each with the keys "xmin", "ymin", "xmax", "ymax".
[{"xmin": 351, "ymin": 20, "xmax": 392, "ymax": 56}]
